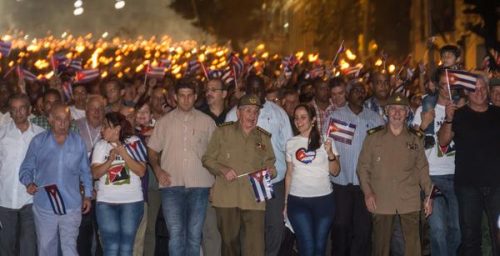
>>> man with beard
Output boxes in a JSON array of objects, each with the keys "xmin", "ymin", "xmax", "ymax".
[
  {"xmin": 323, "ymin": 82, "xmax": 384, "ymax": 256},
  {"xmin": 364, "ymin": 72, "xmax": 390, "ymax": 121}
]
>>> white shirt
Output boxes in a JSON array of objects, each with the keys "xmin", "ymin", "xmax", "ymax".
[
  {"xmin": 0, "ymin": 112, "xmax": 11, "ymax": 127},
  {"xmin": 70, "ymin": 106, "xmax": 86, "ymax": 121},
  {"xmin": 0, "ymin": 121, "xmax": 44, "ymax": 209},
  {"xmin": 286, "ymin": 136, "xmax": 338, "ymax": 197},
  {"xmin": 412, "ymin": 104, "xmax": 455, "ymax": 176},
  {"xmin": 91, "ymin": 137, "xmax": 144, "ymax": 203}
]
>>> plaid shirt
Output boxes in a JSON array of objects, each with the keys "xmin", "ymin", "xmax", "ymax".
[
  {"xmin": 311, "ymin": 99, "xmax": 333, "ymax": 134},
  {"xmin": 31, "ymin": 115, "xmax": 79, "ymax": 132}
]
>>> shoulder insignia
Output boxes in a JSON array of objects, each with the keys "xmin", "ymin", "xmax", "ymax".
[
  {"xmin": 409, "ymin": 127, "xmax": 424, "ymax": 138},
  {"xmin": 257, "ymin": 127, "xmax": 271, "ymax": 137},
  {"xmin": 217, "ymin": 121, "xmax": 235, "ymax": 127},
  {"xmin": 367, "ymin": 125, "xmax": 384, "ymax": 135}
]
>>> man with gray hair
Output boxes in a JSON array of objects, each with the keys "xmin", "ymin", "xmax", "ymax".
[{"xmin": 0, "ymin": 93, "xmax": 44, "ymax": 256}]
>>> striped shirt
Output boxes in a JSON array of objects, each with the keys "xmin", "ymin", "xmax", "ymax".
[{"xmin": 322, "ymin": 105, "xmax": 384, "ymax": 185}]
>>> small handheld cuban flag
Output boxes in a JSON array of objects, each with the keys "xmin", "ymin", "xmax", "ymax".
[
  {"xmin": 124, "ymin": 137, "xmax": 148, "ymax": 162},
  {"xmin": 0, "ymin": 40, "xmax": 12, "ymax": 57},
  {"xmin": 68, "ymin": 58, "xmax": 83, "ymax": 71},
  {"xmin": 44, "ymin": 184, "xmax": 67, "ymax": 215},
  {"xmin": 75, "ymin": 69, "xmax": 100, "ymax": 83},
  {"xmin": 446, "ymin": 69, "xmax": 478, "ymax": 91},
  {"xmin": 146, "ymin": 64, "xmax": 166, "ymax": 79},
  {"xmin": 248, "ymin": 168, "xmax": 274, "ymax": 202},
  {"xmin": 326, "ymin": 118, "xmax": 356, "ymax": 145}
]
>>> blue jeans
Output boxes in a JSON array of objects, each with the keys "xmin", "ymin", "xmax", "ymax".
[
  {"xmin": 161, "ymin": 187, "xmax": 209, "ymax": 256},
  {"xmin": 96, "ymin": 201, "xmax": 144, "ymax": 256},
  {"xmin": 455, "ymin": 185, "xmax": 500, "ymax": 256},
  {"xmin": 287, "ymin": 193, "xmax": 335, "ymax": 256},
  {"xmin": 428, "ymin": 175, "xmax": 460, "ymax": 256},
  {"xmin": 421, "ymin": 94, "xmax": 437, "ymax": 134}
]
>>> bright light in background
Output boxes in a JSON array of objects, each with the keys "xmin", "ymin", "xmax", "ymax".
[
  {"xmin": 115, "ymin": 0, "xmax": 125, "ymax": 9},
  {"xmin": 283, "ymin": 22, "xmax": 289, "ymax": 28},
  {"xmin": 73, "ymin": 7, "xmax": 84, "ymax": 16},
  {"xmin": 102, "ymin": 32, "xmax": 109, "ymax": 38},
  {"xmin": 74, "ymin": 0, "xmax": 83, "ymax": 8}
]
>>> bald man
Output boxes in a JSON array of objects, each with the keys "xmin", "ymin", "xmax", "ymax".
[{"xmin": 20, "ymin": 103, "xmax": 93, "ymax": 256}]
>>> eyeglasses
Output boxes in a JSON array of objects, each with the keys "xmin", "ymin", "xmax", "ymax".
[{"xmin": 206, "ymin": 88, "xmax": 224, "ymax": 93}]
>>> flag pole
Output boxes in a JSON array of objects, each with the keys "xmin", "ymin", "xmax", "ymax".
[
  {"xmin": 232, "ymin": 66, "xmax": 238, "ymax": 89},
  {"xmin": 445, "ymin": 69, "xmax": 453, "ymax": 101},
  {"xmin": 331, "ymin": 40, "xmax": 344, "ymax": 68}
]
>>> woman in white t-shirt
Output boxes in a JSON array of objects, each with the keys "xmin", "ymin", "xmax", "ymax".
[
  {"xmin": 91, "ymin": 112, "xmax": 147, "ymax": 256},
  {"xmin": 285, "ymin": 104, "xmax": 340, "ymax": 256}
]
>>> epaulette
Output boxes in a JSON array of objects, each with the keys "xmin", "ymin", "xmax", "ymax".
[
  {"xmin": 217, "ymin": 121, "xmax": 235, "ymax": 127},
  {"xmin": 257, "ymin": 127, "xmax": 271, "ymax": 137},
  {"xmin": 367, "ymin": 126, "xmax": 384, "ymax": 135},
  {"xmin": 409, "ymin": 127, "xmax": 424, "ymax": 138}
]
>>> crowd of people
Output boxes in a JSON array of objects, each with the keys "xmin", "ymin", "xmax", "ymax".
[{"xmin": 0, "ymin": 39, "xmax": 499, "ymax": 256}]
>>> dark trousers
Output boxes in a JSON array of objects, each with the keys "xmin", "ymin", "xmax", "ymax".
[
  {"xmin": 330, "ymin": 183, "xmax": 371, "ymax": 256},
  {"xmin": 0, "ymin": 204, "xmax": 37, "ymax": 256},
  {"xmin": 77, "ymin": 200, "xmax": 103, "ymax": 256},
  {"xmin": 372, "ymin": 212, "xmax": 421, "ymax": 256},
  {"xmin": 455, "ymin": 185, "xmax": 500, "ymax": 256},
  {"xmin": 287, "ymin": 193, "xmax": 334, "ymax": 256},
  {"xmin": 265, "ymin": 180, "xmax": 286, "ymax": 256},
  {"xmin": 155, "ymin": 204, "xmax": 170, "ymax": 256},
  {"xmin": 216, "ymin": 207, "xmax": 265, "ymax": 256}
]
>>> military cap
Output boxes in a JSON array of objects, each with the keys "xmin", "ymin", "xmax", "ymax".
[
  {"xmin": 386, "ymin": 93, "xmax": 409, "ymax": 106},
  {"xmin": 238, "ymin": 94, "xmax": 263, "ymax": 108}
]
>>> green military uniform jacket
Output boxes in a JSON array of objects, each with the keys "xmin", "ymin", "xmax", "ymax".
[
  {"xmin": 356, "ymin": 126, "xmax": 432, "ymax": 214},
  {"xmin": 202, "ymin": 121, "xmax": 276, "ymax": 211}
]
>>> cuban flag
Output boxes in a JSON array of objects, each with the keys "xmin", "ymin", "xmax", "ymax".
[
  {"xmin": 341, "ymin": 65, "xmax": 362, "ymax": 77},
  {"xmin": 446, "ymin": 70, "xmax": 478, "ymax": 91},
  {"xmin": 221, "ymin": 67, "xmax": 234, "ymax": 85},
  {"xmin": 44, "ymin": 184, "xmax": 67, "ymax": 215},
  {"xmin": 185, "ymin": 60, "xmax": 201, "ymax": 76},
  {"xmin": 75, "ymin": 69, "xmax": 100, "ymax": 83},
  {"xmin": 229, "ymin": 53, "xmax": 244, "ymax": 77},
  {"xmin": 146, "ymin": 65, "xmax": 166, "ymax": 79},
  {"xmin": 68, "ymin": 59, "xmax": 83, "ymax": 71},
  {"xmin": 124, "ymin": 137, "xmax": 148, "ymax": 162},
  {"xmin": 282, "ymin": 55, "xmax": 299, "ymax": 73},
  {"xmin": 0, "ymin": 40, "xmax": 12, "ymax": 57},
  {"xmin": 248, "ymin": 169, "xmax": 274, "ymax": 202},
  {"xmin": 16, "ymin": 66, "xmax": 38, "ymax": 82},
  {"xmin": 51, "ymin": 54, "xmax": 69, "ymax": 73},
  {"xmin": 326, "ymin": 118, "xmax": 356, "ymax": 145}
]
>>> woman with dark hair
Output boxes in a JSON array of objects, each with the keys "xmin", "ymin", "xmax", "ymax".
[
  {"xmin": 284, "ymin": 104, "xmax": 340, "ymax": 256},
  {"xmin": 91, "ymin": 112, "xmax": 147, "ymax": 256}
]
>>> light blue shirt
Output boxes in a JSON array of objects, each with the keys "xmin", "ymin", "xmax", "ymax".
[
  {"xmin": 322, "ymin": 105, "xmax": 384, "ymax": 185},
  {"xmin": 19, "ymin": 131, "xmax": 93, "ymax": 211},
  {"xmin": 226, "ymin": 100, "xmax": 293, "ymax": 183}
]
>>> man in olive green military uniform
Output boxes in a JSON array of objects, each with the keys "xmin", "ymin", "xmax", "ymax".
[
  {"xmin": 202, "ymin": 94, "xmax": 276, "ymax": 256},
  {"xmin": 356, "ymin": 93, "xmax": 434, "ymax": 256}
]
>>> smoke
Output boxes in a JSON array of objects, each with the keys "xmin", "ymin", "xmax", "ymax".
[{"xmin": 0, "ymin": 0, "xmax": 212, "ymax": 42}]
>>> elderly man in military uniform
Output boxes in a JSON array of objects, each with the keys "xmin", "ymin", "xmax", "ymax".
[
  {"xmin": 202, "ymin": 94, "xmax": 276, "ymax": 256},
  {"xmin": 356, "ymin": 93, "xmax": 433, "ymax": 256}
]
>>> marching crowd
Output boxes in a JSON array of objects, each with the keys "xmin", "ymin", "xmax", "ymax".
[{"xmin": 0, "ymin": 42, "xmax": 499, "ymax": 256}]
